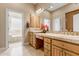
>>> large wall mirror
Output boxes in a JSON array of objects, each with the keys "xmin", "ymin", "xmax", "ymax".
[
  {"xmin": 73, "ymin": 13, "xmax": 79, "ymax": 32},
  {"xmin": 66, "ymin": 9, "xmax": 79, "ymax": 32},
  {"xmin": 53, "ymin": 17, "xmax": 61, "ymax": 32},
  {"xmin": 40, "ymin": 18, "xmax": 51, "ymax": 31}
]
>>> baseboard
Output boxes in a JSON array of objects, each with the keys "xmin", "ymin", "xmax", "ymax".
[{"xmin": 0, "ymin": 47, "xmax": 7, "ymax": 50}]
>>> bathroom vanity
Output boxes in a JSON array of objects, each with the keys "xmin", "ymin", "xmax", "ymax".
[{"xmin": 28, "ymin": 30, "xmax": 79, "ymax": 56}]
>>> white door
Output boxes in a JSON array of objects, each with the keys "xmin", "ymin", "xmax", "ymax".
[{"xmin": 6, "ymin": 9, "xmax": 24, "ymax": 48}]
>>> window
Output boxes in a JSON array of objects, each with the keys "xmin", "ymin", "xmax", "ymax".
[
  {"xmin": 43, "ymin": 18, "xmax": 50, "ymax": 31},
  {"xmin": 53, "ymin": 17, "xmax": 61, "ymax": 32},
  {"xmin": 73, "ymin": 13, "xmax": 79, "ymax": 32}
]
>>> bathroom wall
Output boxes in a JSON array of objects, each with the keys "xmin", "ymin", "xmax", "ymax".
[{"xmin": 0, "ymin": 3, "xmax": 34, "ymax": 48}]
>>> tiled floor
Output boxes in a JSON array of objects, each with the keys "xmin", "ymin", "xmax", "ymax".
[{"xmin": 0, "ymin": 42, "xmax": 44, "ymax": 56}]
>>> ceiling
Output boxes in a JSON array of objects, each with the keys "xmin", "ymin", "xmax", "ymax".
[
  {"xmin": 32, "ymin": 3, "xmax": 69, "ymax": 12},
  {"xmin": 46, "ymin": 3, "xmax": 69, "ymax": 12}
]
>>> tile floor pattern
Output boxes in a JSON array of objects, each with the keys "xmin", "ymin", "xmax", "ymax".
[{"xmin": 0, "ymin": 42, "xmax": 44, "ymax": 56}]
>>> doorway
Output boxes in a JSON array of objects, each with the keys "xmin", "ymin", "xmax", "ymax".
[{"xmin": 6, "ymin": 9, "xmax": 24, "ymax": 48}]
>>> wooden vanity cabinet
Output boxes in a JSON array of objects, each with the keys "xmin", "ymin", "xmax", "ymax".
[
  {"xmin": 44, "ymin": 37, "xmax": 52, "ymax": 56},
  {"xmin": 29, "ymin": 32, "xmax": 36, "ymax": 48},
  {"xmin": 52, "ymin": 40, "xmax": 63, "ymax": 56},
  {"xmin": 52, "ymin": 45, "xmax": 63, "ymax": 56},
  {"xmin": 52, "ymin": 39, "xmax": 79, "ymax": 56},
  {"xmin": 63, "ymin": 50, "xmax": 78, "ymax": 56},
  {"xmin": 29, "ymin": 32, "xmax": 33, "ymax": 45},
  {"xmin": 28, "ymin": 32, "xmax": 79, "ymax": 56}
]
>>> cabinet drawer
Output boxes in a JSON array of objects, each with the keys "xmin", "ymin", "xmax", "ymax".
[
  {"xmin": 32, "ymin": 37, "xmax": 35, "ymax": 40},
  {"xmin": 30, "ymin": 37, "xmax": 33, "ymax": 41},
  {"xmin": 33, "ymin": 41, "xmax": 36, "ymax": 43},
  {"xmin": 29, "ymin": 39, "xmax": 32, "ymax": 42},
  {"xmin": 52, "ymin": 40, "xmax": 64, "ymax": 48},
  {"xmin": 44, "ymin": 42, "xmax": 51, "ymax": 50},
  {"xmin": 63, "ymin": 42, "xmax": 79, "ymax": 54},
  {"xmin": 63, "ymin": 50, "xmax": 79, "ymax": 56},
  {"xmin": 52, "ymin": 45, "xmax": 63, "ymax": 56},
  {"xmin": 44, "ymin": 38, "xmax": 51, "ymax": 43},
  {"xmin": 33, "ymin": 39, "xmax": 36, "ymax": 42},
  {"xmin": 44, "ymin": 49, "xmax": 51, "ymax": 56},
  {"xmin": 30, "ymin": 41, "xmax": 32, "ymax": 45},
  {"xmin": 33, "ymin": 44, "xmax": 35, "ymax": 47},
  {"xmin": 29, "ymin": 33, "xmax": 33, "ymax": 36}
]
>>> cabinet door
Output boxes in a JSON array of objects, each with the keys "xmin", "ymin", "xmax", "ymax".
[
  {"xmin": 44, "ymin": 42, "xmax": 52, "ymax": 56},
  {"xmin": 63, "ymin": 50, "xmax": 79, "ymax": 56},
  {"xmin": 52, "ymin": 45, "xmax": 63, "ymax": 56},
  {"xmin": 30, "ymin": 15, "xmax": 40, "ymax": 28},
  {"xmin": 44, "ymin": 42, "xmax": 51, "ymax": 50},
  {"xmin": 32, "ymin": 34, "xmax": 36, "ymax": 48},
  {"xmin": 44, "ymin": 37, "xmax": 51, "ymax": 43},
  {"xmin": 44, "ymin": 49, "xmax": 51, "ymax": 56},
  {"xmin": 29, "ymin": 36, "xmax": 33, "ymax": 45},
  {"xmin": 29, "ymin": 32, "xmax": 33, "ymax": 45}
]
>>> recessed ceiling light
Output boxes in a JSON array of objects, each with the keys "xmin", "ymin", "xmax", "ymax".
[
  {"xmin": 50, "ymin": 5, "xmax": 53, "ymax": 8},
  {"xmin": 36, "ymin": 8, "xmax": 44, "ymax": 15}
]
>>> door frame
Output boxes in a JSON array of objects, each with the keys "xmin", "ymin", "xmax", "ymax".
[{"xmin": 5, "ymin": 8, "xmax": 25, "ymax": 48}]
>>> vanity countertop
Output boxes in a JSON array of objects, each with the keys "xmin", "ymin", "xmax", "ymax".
[
  {"xmin": 29, "ymin": 28, "xmax": 43, "ymax": 33},
  {"xmin": 35, "ymin": 33, "xmax": 79, "ymax": 45}
]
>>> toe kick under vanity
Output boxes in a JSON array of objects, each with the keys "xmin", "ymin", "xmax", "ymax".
[{"xmin": 28, "ymin": 31, "xmax": 79, "ymax": 56}]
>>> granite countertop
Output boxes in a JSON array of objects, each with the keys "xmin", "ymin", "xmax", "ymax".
[{"xmin": 35, "ymin": 33, "xmax": 79, "ymax": 45}]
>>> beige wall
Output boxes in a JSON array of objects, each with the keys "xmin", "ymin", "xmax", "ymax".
[
  {"xmin": 0, "ymin": 3, "xmax": 34, "ymax": 48},
  {"xmin": 52, "ymin": 3, "xmax": 79, "ymax": 32}
]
